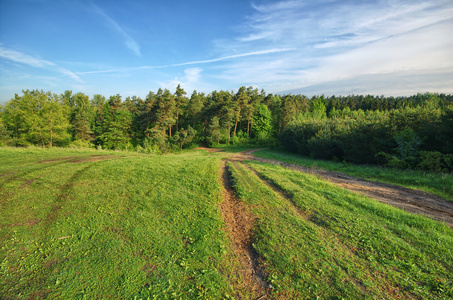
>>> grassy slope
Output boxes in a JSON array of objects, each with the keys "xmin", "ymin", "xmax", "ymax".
[
  {"xmin": 228, "ymin": 160, "xmax": 453, "ymax": 299},
  {"xmin": 1, "ymin": 147, "xmax": 452, "ymax": 299},
  {"xmin": 0, "ymin": 148, "xmax": 239, "ymax": 299},
  {"xmin": 254, "ymin": 148, "xmax": 453, "ymax": 202}
]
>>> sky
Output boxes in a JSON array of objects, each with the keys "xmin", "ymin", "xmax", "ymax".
[{"xmin": 0, "ymin": 0, "xmax": 452, "ymax": 103}]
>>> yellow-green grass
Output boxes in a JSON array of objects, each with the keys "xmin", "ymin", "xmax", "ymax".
[
  {"xmin": 1, "ymin": 148, "xmax": 239, "ymax": 299},
  {"xmin": 254, "ymin": 148, "xmax": 453, "ymax": 202},
  {"xmin": 228, "ymin": 160, "xmax": 453, "ymax": 299}
]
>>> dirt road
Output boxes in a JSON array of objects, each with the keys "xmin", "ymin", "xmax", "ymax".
[{"xmin": 216, "ymin": 148, "xmax": 453, "ymax": 228}]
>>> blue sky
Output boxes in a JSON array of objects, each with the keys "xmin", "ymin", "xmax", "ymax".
[{"xmin": 0, "ymin": 0, "xmax": 452, "ymax": 103}]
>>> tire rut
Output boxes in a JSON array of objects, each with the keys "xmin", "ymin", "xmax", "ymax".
[
  {"xmin": 240, "ymin": 152, "xmax": 453, "ymax": 228},
  {"xmin": 219, "ymin": 160, "xmax": 269, "ymax": 299},
  {"xmin": 241, "ymin": 162, "xmax": 370, "ymax": 294}
]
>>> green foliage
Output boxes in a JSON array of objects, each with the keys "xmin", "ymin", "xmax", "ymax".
[
  {"xmin": 2, "ymin": 88, "xmax": 452, "ymax": 159},
  {"xmin": 310, "ymin": 95, "xmax": 327, "ymax": 119},
  {"xmin": 207, "ymin": 116, "xmax": 221, "ymax": 146},
  {"xmin": 147, "ymin": 127, "xmax": 170, "ymax": 153},
  {"xmin": 418, "ymin": 151, "xmax": 453, "ymax": 173},
  {"xmin": 280, "ymin": 104, "xmax": 453, "ymax": 171},
  {"xmin": 100, "ymin": 108, "xmax": 133, "ymax": 149},
  {"xmin": 173, "ymin": 126, "xmax": 196, "ymax": 149},
  {"xmin": 252, "ymin": 104, "xmax": 273, "ymax": 138},
  {"xmin": 392, "ymin": 128, "xmax": 422, "ymax": 167},
  {"xmin": 0, "ymin": 115, "xmax": 13, "ymax": 146},
  {"xmin": 186, "ymin": 90, "xmax": 205, "ymax": 128},
  {"xmin": 2, "ymin": 90, "xmax": 71, "ymax": 147},
  {"xmin": 70, "ymin": 92, "xmax": 94, "ymax": 142},
  {"xmin": 136, "ymin": 138, "xmax": 162, "ymax": 154},
  {"xmin": 68, "ymin": 139, "xmax": 94, "ymax": 149}
]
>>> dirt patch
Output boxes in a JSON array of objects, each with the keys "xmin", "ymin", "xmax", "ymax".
[
  {"xmin": 219, "ymin": 160, "xmax": 268, "ymax": 298},
  {"xmin": 18, "ymin": 179, "xmax": 36, "ymax": 188},
  {"xmin": 194, "ymin": 147, "xmax": 225, "ymax": 153},
  {"xmin": 39, "ymin": 155, "xmax": 120, "ymax": 164},
  {"xmin": 234, "ymin": 149, "xmax": 453, "ymax": 228},
  {"xmin": 0, "ymin": 172, "xmax": 17, "ymax": 178},
  {"xmin": 39, "ymin": 157, "xmax": 78, "ymax": 163},
  {"xmin": 69, "ymin": 155, "xmax": 119, "ymax": 163},
  {"xmin": 9, "ymin": 219, "xmax": 41, "ymax": 227}
]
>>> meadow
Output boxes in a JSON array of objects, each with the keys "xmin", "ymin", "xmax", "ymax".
[
  {"xmin": 254, "ymin": 148, "xmax": 453, "ymax": 202},
  {"xmin": 1, "ymin": 147, "xmax": 452, "ymax": 299}
]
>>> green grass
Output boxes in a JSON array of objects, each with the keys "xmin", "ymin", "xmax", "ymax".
[
  {"xmin": 2, "ymin": 147, "xmax": 452, "ymax": 299},
  {"xmin": 0, "ymin": 148, "xmax": 239, "ymax": 299},
  {"xmin": 254, "ymin": 148, "xmax": 453, "ymax": 202},
  {"xmin": 228, "ymin": 160, "xmax": 453, "ymax": 299}
]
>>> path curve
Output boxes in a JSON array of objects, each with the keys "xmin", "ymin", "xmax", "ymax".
[{"xmin": 221, "ymin": 148, "xmax": 453, "ymax": 228}]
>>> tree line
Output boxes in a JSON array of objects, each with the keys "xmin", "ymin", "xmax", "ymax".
[
  {"xmin": 1, "ymin": 87, "xmax": 452, "ymax": 171},
  {"xmin": 0, "ymin": 86, "xmax": 274, "ymax": 151},
  {"xmin": 280, "ymin": 94, "xmax": 453, "ymax": 172}
]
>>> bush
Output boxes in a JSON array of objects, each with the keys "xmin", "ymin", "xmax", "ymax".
[
  {"xmin": 68, "ymin": 139, "xmax": 94, "ymax": 149},
  {"xmin": 278, "ymin": 106, "xmax": 452, "ymax": 171},
  {"xmin": 418, "ymin": 151, "xmax": 453, "ymax": 173}
]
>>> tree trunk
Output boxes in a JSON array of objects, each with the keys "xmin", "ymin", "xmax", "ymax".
[
  {"xmin": 233, "ymin": 119, "xmax": 238, "ymax": 137},
  {"xmin": 228, "ymin": 123, "xmax": 231, "ymax": 144},
  {"xmin": 247, "ymin": 120, "xmax": 250, "ymax": 138}
]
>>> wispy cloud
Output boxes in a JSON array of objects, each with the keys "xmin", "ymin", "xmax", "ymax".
[
  {"xmin": 91, "ymin": 3, "xmax": 141, "ymax": 57},
  {"xmin": 75, "ymin": 48, "xmax": 294, "ymax": 75},
  {"xmin": 0, "ymin": 46, "xmax": 83, "ymax": 82},
  {"xmin": 171, "ymin": 48, "xmax": 295, "ymax": 66},
  {"xmin": 217, "ymin": 0, "xmax": 453, "ymax": 94}
]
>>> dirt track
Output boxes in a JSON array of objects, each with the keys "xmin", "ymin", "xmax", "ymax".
[
  {"xmin": 218, "ymin": 160, "xmax": 268, "ymax": 299},
  {"xmin": 217, "ymin": 148, "xmax": 453, "ymax": 228}
]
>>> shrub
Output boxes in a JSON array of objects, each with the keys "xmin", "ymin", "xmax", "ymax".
[
  {"xmin": 418, "ymin": 151, "xmax": 453, "ymax": 173},
  {"xmin": 68, "ymin": 139, "xmax": 94, "ymax": 149}
]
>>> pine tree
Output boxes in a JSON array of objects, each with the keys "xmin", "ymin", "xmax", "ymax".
[{"xmin": 174, "ymin": 84, "xmax": 188, "ymax": 132}]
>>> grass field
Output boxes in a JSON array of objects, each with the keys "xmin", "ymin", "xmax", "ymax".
[
  {"xmin": 1, "ymin": 147, "xmax": 452, "ymax": 299},
  {"xmin": 228, "ymin": 160, "xmax": 453, "ymax": 298},
  {"xmin": 254, "ymin": 148, "xmax": 453, "ymax": 202},
  {"xmin": 0, "ymin": 148, "xmax": 243, "ymax": 299}
]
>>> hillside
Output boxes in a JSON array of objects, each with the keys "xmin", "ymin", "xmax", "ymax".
[{"xmin": 1, "ymin": 147, "xmax": 452, "ymax": 299}]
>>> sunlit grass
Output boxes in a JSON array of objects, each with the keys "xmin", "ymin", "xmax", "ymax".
[
  {"xmin": 228, "ymin": 160, "xmax": 453, "ymax": 299},
  {"xmin": 2, "ymin": 147, "xmax": 452, "ymax": 299},
  {"xmin": 0, "ymin": 148, "xmax": 238, "ymax": 299},
  {"xmin": 254, "ymin": 148, "xmax": 453, "ymax": 201}
]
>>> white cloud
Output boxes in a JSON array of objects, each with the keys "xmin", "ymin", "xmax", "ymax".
[
  {"xmin": 0, "ymin": 46, "xmax": 54, "ymax": 68},
  {"xmin": 304, "ymin": 21, "xmax": 453, "ymax": 83},
  {"xmin": 183, "ymin": 68, "xmax": 202, "ymax": 83},
  {"xmin": 215, "ymin": 0, "xmax": 453, "ymax": 94},
  {"xmin": 158, "ymin": 68, "xmax": 206, "ymax": 93},
  {"xmin": 0, "ymin": 46, "xmax": 83, "ymax": 83}
]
